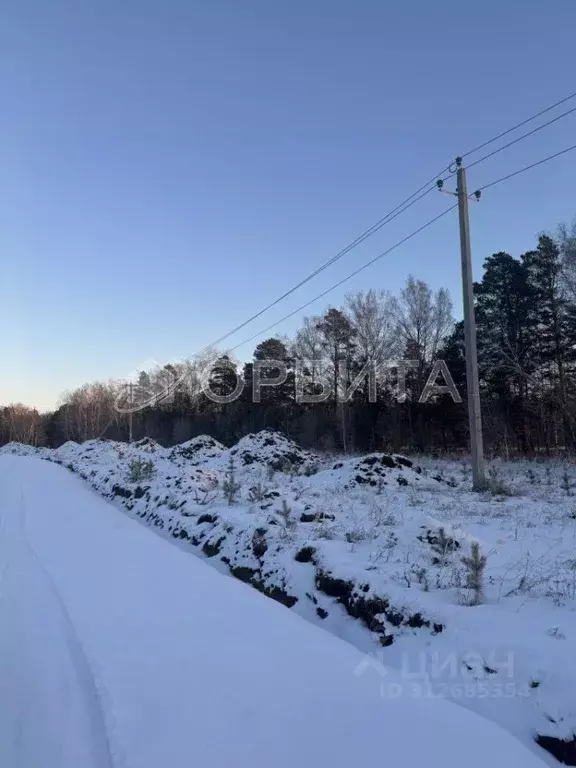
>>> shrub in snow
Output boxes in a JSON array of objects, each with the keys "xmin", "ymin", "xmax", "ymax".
[
  {"xmin": 222, "ymin": 455, "xmax": 241, "ymax": 505},
  {"xmin": 315, "ymin": 518, "xmax": 338, "ymax": 540},
  {"xmin": 369, "ymin": 532, "xmax": 398, "ymax": 564},
  {"xmin": 486, "ymin": 464, "xmax": 514, "ymax": 496},
  {"xmin": 414, "ymin": 566, "xmax": 429, "ymax": 592},
  {"xmin": 192, "ymin": 483, "xmax": 218, "ymax": 506},
  {"xmin": 418, "ymin": 527, "xmax": 459, "ymax": 565},
  {"xmin": 462, "ymin": 541, "xmax": 487, "ymax": 606},
  {"xmin": 345, "ymin": 527, "xmax": 370, "ymax": 545},
  {"xmin": 247, "ymin": 480, "xmax": 269, "ymax": 503},
  {"xmin": 290, "ymin": 478, "xmax": 308, "ymax": 501},
  {"xmin": 369, "ymin": 501, "xmax": 396, "ymax": 527},
  {"xmin": 277, "ymin": 499, "xmax": 297, "ymax": 540},
  {"xmin": 128, "ymin": 458, "xmax": 155, "ymax": 483}
]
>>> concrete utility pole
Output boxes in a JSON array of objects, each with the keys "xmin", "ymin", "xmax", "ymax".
[
  {"xmin": 128, "ymin": 382, "xmax": 133, "ymax": 444},
  {"xmin": 456, "ymin": 161, "xmax": 486, "ymax": 490},
  {"xmin": 438, "ymin": 159, "xmax": 486, "ymax": 490}
]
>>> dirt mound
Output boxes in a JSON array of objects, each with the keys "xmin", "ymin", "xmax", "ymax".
[
  {"xmin": 133, "ymin": 437, "xmax": 162, "ymax": 453},
  {"xmin": 326, "ymin": 453, "xmax": 433, "ymax": 489},
  {"xmin": 228, "ymin": 430, "xmax": 320, "ymax": 473},
  {"xmin": 170, "ymin": 435, "xmax": 225, "ymax": 465}
]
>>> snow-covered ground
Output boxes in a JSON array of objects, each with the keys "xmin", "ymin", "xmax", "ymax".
[
  {"xmin": 2, "ymin": 432, "xmax": 576, "ymax": 764},
  {"xmin": 0, "ymin": 454, "xmax": 549, "ymax": 767}
]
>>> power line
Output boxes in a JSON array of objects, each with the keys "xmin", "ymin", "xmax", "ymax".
[
  {"xmin": 200, "ymin": 181, "xmax": 448, "ymax": 354},
  {"xmin": 230, "ymin": 140, "xmax": 576, "ymax": 353},
  {"xmin": 161, "ymin": 89, "xmax": 576, "ymax": 359},
  {"xmin": 478, "ymin": 142, "xmax": 576, "ymax": 192},
  {"xmin": 461, "ymin": 89, "xmax": 576, "ymax": 160},
  {"xmin": 303, "ymin": 185, "xmax": 436, "ymax": 272},
  {"xmin": 115, "ymin": 90, "xmax": 576, "ymax": 413},
  {"xmin": 229, "ymin": 204, "xmax": 458, "ymax": 353},
  {"xmin": 114, "ymin": 193, "xmax": 455, "ymax": 413},
  {"xmin": 195, "ymin": 94, "xmax": 576, "ymax": 356},
  {"xmin": 465, "ymin": 104, "xmax": 576, "ymax": 171}
]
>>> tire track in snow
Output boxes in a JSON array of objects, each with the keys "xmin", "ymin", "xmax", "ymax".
[
  {"xmin": 18, "ymin": 491, "xmax": 118, "ymax": 768},
  {"xmin": 0, "ymin": 472, "xmax": 117, "ymax": 768}
]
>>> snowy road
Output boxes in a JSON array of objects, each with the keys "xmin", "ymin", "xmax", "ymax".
[{"xmin": 0, "ymin": 456, "xmax": 548, "ymax": 767}]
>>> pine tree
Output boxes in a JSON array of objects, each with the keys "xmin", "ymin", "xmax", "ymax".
[
  {"xmin": 523, "ymin": 236, "xmax": 576, "ymax": 449},
  {"xmin": 462, "ymin": 541, "xmax": 487, "ymax": 606},
  {"xmin": 252, "ymin": 338, "xmax": 293, "ymax": 428},
  {"xmin": 222, "ymin": 454, "xmax": 241, "ymax": 505},
  {"xmin": 474, "ymin": 252, "xmax": 536, "ymax": 451}
]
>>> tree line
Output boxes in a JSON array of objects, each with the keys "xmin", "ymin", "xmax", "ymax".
[{"xmin": 3, "ymin": 218, "xmax": 575, "ymax": 456}]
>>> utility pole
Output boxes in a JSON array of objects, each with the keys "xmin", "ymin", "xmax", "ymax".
[
  {"xmin": 438, "ymin": 159, "xmax": 486, "ymax": 490},
  {"xmin": 457, "ymin": 161, "xmax": 486, "ymax": 490},
  {"xmin": 128, "ymin": 382, "xmax": 133, "ymax": 444}
]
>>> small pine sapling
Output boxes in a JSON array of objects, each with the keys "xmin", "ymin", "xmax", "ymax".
[
  {"xmin": 247, "ymin": 480, "xmax": 268, "ymax": 503},
  {"xmin": 128, "ymin": 458, "xmax": 155, "ymax": 483},
  {"xmin": 222, "ymin": 454, "xmax": 241, "ymax": 505},
  {"xmin": 277, "ymin": 499, "xmax": 297, "ymax": 539},
  {"xmin": 462, "ymin": 541, "xmax": 487, "ymax": 606},
  {"xmin": 429, "ymin": 526, "xmax": 457, "ymax": 565}
]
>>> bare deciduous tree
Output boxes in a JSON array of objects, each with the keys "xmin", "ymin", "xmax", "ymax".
[
  {"xmin": 0, "ymin": 404, "xmax": 45, "ymax": 445},
  {"xmin": 346, "ymin": 289, "xmax": 399, "ymax": 366},
  {"xmin": 390, "ymin": 275, "xmax": 453, "ymax": 371},
  {"xmin": 292, "ymin": 315, "xmax": 327, "ymax": 385}
]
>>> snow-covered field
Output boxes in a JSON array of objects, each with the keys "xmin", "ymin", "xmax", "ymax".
[
  {"xmin": 0, "ymin": 455, "xmax": 549, "ymax": 768},
  {"xmin": 2, "ymin": 432, "xmax": 576, "ymax": 764}
]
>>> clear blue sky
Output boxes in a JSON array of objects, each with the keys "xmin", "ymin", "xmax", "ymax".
[{"xmin": 2, "ymin": 0, "xmax": 576, "ymax": 411}]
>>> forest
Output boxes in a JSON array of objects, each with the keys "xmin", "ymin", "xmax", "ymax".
[{"xmin": 4, "ymin": 220, "xmax": 576, "ymax": 456}]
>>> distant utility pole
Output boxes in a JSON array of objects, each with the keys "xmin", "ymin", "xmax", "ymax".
[
  {"xmin": 438, "ymin": 159, "xmax": 486, "ymax": 490},
  {"xmin": 128, "ymin": 382, "xmax": 133, "ymax": 444}
]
